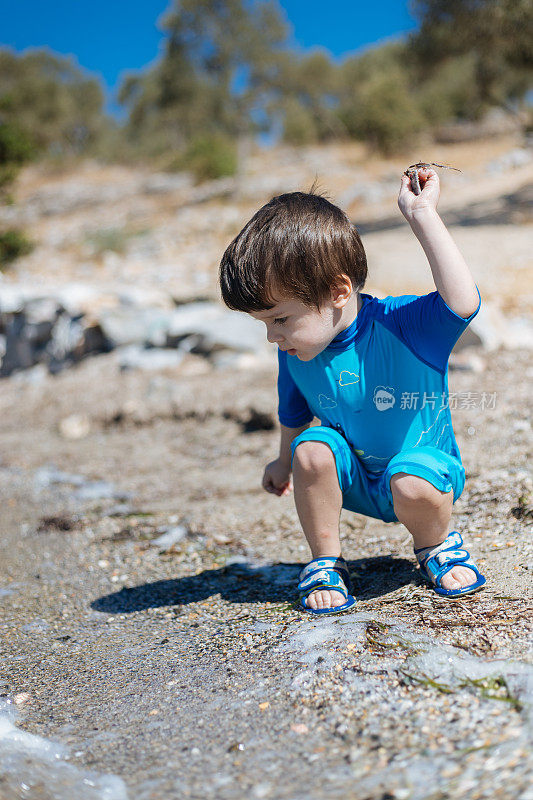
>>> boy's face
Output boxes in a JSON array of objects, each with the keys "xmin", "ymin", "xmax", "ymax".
[{"xmin": 250, "ymin": 296, "xmax": 341, "ymax": 361}]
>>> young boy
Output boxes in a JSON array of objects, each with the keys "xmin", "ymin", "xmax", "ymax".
[{"xmin": 219, "ymin": 167, "xmax": 486, "ymax": 614}]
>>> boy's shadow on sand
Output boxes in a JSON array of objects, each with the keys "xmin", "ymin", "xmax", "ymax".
[{"xmin": 91, "ymin": 556, "xmax": 421, "ymax": 614}]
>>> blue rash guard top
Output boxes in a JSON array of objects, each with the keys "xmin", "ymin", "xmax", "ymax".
[{"xmin": 277, "ymin": 287, "xmax": 481, "ymax": 476}]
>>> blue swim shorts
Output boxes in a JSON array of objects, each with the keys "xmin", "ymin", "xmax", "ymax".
[{"xmin": 291, "ymin": 425, "xmax": 466, "ymax": 523}]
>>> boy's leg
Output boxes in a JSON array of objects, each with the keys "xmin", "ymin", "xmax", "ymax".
[
  {"xmin": 292, "ymin": 440, "xmax": 346, "ymax": 610},
  {"xmin": 390, "ymin": 473, "xmax": 477, "ymax": 590}
]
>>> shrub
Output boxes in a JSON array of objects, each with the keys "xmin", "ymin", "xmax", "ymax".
[
  {"xmin": 0, "ymin": 229, "xmax": 33, "ymax": 268},
  {"xmin": 343, "ymin": 73, "xmax": 426, "ymax": 154},
  {"xmin": 0, "ymin": 121, "xmax": 35, "ymax": 190},
  {"xmin": 178, "ymin": 134, "xmax": 237, "ymax": 182},
  {"xmin": 85, "ymin": 227, "xmax": 129, "ymax": 256},
  {"xmin": 283, "ymin": 99, "xmax": 318, "ymax": 146}
]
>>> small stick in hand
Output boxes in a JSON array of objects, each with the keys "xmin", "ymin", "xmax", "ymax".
[{"xmin": 404, "ymin": 161, "xmax": 462, "ymax": 195}]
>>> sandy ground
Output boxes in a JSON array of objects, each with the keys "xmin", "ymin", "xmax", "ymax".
[
  {"xmin": 0, "ymin": 342, "xmax": 532, "ymax": 799},
  {"xmin": 0, "ymin": 138, "xmax": 532, "ymax": 799}
]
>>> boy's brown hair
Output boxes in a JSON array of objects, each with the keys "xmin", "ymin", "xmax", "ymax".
[{"xmin": 219, "ymin": 191, "xmax": 367, "ymax": 311}]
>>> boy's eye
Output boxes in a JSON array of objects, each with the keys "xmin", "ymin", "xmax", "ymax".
[{"xmin": 274, "ymin": 317, "xmax": 288, "ymax": 325}]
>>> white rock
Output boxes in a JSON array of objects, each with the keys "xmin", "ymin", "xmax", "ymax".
[
  {"xmin": 167, "ymin": 303, "xmax": 266, "ymax": 353},
  {"xmin": 487, "ymin": 147, "xmax": 532, "ymax": 174},
  {"xmin": 150, "ymin": 526, "xmax": 188, "ymax": 550},
  {"xmin": 454, "ymin": 302, "xmax": 533, "ymax": 351},
  {"xmin": 118, "ymin": 345, "xmax": 184, "ymax": 371},
  {"xmin": 75, "ymin": 481, "xmax": 132, "ymax": 502},
  {"xmin": 55, "ymin": 284, "xmax": 101, "ymax": 315},
  {"xmin": 98, "ymin": 307, "xmax": 175, "ymax": 347},
  {"xmin": 503, "ymin": 316, "xmax": 533, "ymax": 349},
  {"xmin": 0, "ymin": 286, "xmax": 27, "ymax": 313},
  {"xmin": 11, "ymin": 364, "xmax": 48, "ymax": 385}
]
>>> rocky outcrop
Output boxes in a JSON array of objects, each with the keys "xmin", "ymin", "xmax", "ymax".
[{"xmin": 0, "ymin": 286, "xmax": 268, "ymax": 377}]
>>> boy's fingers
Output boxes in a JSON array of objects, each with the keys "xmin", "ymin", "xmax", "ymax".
[
  {"xmin": 399, "ymin": 174, "xmax": 410, "ymax": 190},
  {"xmin": 262, "ymin": 477, "xmax": 282, "ymax": 495},
  {"xmin": 262, "ymin": 475, "xmax": 274, "ymax": 491},
  {"xmin": 418, "ymin": 168, "xmax": 438, "ymax": 186},
  {"xmin": 399, "ymin": 174, "xmax": 414, "ymax": 198},
  {"xmin": 263, "ymin": 480, "xmax": 292, "ymax": 497}
]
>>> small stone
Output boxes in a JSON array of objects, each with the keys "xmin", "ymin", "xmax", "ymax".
[
  {"xmin": 59, "ymin": 414, "xmax": 91, "ymax": 440},
  {"xmin": 227, "ymin": 742, "xmax": 245, "ymax": 752},
  {"xmin": 290, "ymin": 723, "xmax": 308, "ymax": 734},
  {"xmin": 252, "ymin": 783, "xmax": 271, "ymax": 798}
]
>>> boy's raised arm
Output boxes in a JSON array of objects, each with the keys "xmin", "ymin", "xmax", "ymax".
[{"xmin": 398, "ymin": 168, "xmax": 480, "ymax": 319}]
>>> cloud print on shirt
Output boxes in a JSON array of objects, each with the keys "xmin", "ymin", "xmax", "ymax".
[
  {"xmin": 338, "ymin": 370, "xmax": 359, "ymax": 387},
  {"xmin": 318, "ymin": 394, "xmax": 337, "ymax": 409}
]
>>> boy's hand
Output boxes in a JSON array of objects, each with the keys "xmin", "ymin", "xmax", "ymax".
[
  {"xmin": 262, "ymin": 458, "xmax": 293, "ymax": 496},
  {"xmin": 398, "ymin": 167, "xmax": 440, "ymax": 224}
]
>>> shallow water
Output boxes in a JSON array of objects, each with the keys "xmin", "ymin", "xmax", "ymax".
[
  {"xmin": 281, "ymin": 613, "xmax": 533, "ymax": 799},
  {"xmin": 0, "ymin": 701, "xmax": 128, "ymax": 800},
  {"xmin": 283, "ymin": 612, "xmax": 533, "ymax": 714}
]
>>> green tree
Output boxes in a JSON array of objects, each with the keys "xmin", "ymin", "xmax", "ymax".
[
  {"xmin": 0, "ymin": 120, "xmax": 35, "ymax": 191},
  {"xmin": 410, "ymin": 0, "xmax": 533, "ymax": 114},
  {"xmin": 0, "ymin": 48, "xmax": 108, "ymax": 155},
  {"xmin": 415, "ymin": 53, "xmax": 483, "ymax": 123},
  {"xmin": 275, "ymin": 49, "xmax": 344, "ymax": 144},
  {"xmin": 0, "ymin": 49, "xmax": 108, "ymax": 265},
  {"xmin": 0, "ymin": 120, "xmax": 35, "ymax": 267},
  {"xmin": 336, "ymin": 42, "xmax": 425, "ymax": 151},
  {"xmin": 119, "ymin": 0, "xmax": 288, "ymax": 155}
]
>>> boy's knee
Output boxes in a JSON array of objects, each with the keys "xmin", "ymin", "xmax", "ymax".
[
  {"xmin": 390, "ymin": 472, "xmax": 450, "ymax": 506},
  {"xmin": 293, "ymin": 440, "xmax": 336, "ymax": 476}
]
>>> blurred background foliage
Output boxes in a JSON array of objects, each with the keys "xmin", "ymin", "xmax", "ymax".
[{"xmin": 0, "ymin": 0, "xmax": 532, "ymax": 185}]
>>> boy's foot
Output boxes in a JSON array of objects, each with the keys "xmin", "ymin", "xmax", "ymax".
[
  {"xmin": 304, "ymin": 589, "xmax": 347, "ymax": 611},
  {"xmin": 438, "ymin": 566, "xmax": 478, "ymax": 591},
  {"xmin": 303, "ymin": 566, "xmax": 478, "ymax": 606},
  {"xmin": 415, "ymin": 531, "xmax": 486, "ymax": 597},
  {"xmin": 298, "ymin": 557, "xmax": 356, "ymax": 614}
]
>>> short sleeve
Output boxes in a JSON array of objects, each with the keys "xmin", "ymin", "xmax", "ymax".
[
  {"xmin": 381, "ymin": 286, "xmax": 481, "ymax": 372},
  {"xmin": 277, "ymin": 350, "xmax": 314, "ymax": 427}
]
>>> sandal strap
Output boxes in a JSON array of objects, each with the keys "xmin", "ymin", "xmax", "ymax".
[
  {"xmin": 298, "ymin": 557, "xmax": 351, "ymax": 602},
  {"xmin": 416, "ymin": 532, "xmax": 484, "ymax": 590},
  {"xmin": 414, "ymin": 530, "xmax": 463, "ymax": 567},
  {"xmin": 299, "ymin": 556, "xmax": 350, "ymax": 584}
]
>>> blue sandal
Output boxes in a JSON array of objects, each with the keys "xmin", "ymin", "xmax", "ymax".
[
  {"xmin": 298, "ymin": 556, "xmax": 357, "ymax": 614},
  {"xmin": 415, "ymin": 531, "xmax": 486, "ymax": 598}
]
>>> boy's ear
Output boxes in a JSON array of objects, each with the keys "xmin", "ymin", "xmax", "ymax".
[{"xmin": 331, "ymin": 275, "xmax": 354, "ymax": 308}]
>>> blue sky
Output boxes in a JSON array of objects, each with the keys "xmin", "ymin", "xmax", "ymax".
[{"xmin": 0, "ymin": 0, "xmax": 419, "ymax": 115}]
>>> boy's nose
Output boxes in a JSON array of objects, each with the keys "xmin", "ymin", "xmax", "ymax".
[{"xmin": 266, "ymin": 327, "xmax": 283, "ymax": 344}]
